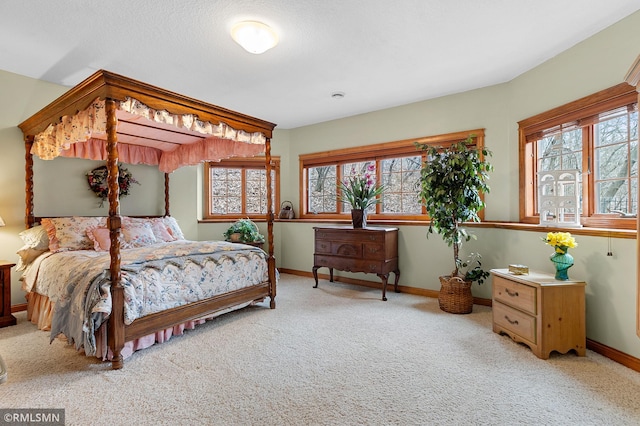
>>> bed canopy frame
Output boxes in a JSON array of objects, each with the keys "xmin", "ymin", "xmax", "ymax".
[{"xmin": 18, "ymin": 70, "xmax": 277, "ymax": 369}]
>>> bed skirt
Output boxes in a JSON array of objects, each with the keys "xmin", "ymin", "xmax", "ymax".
[{"xmin": 25, "ymin": 292, "xmax": 253, "ymax": 360}]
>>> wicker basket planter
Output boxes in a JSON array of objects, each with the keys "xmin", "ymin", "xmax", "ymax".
[{"xmin": 438, "ymin": 275, "xmax": 473, "ymax": 314}]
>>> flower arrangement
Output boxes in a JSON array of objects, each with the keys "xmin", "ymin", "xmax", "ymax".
[
  {"xmin": 542, "ymin": 231, "xmax": 577, "ymax": 254},
  {"xmin": 87, "ymin": 165, "xmax": 139, "ymax": 206},
  {"xmin": 338, "ymin": 164, "xmax": 385, "ymax": 210}
]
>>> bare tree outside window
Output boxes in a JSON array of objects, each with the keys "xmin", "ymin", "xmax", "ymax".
[
  {"xmin": 308, "ymin": 165, "xmax": 336, "ymax": 213},
  {"xmin": 204, "ymin": 158, "xmax": 279, "ymax": 219},
  {"xmin": 531, "ymin": 102, "xmax": 638, "ymax": 222},
  {"xmin": 210, "ymin": 168, "xmax": 242, "ymax": 214},
  {"xmin": 594, "ymin": 107, "xmax": 638, "ymax": 214},
  {"xmin": 300, "ymin": 129, "xmax": 486, "ymax": 220},
  {"xmin": 245, "ymin": 169, "xmax": 275, "ymax": 213},
  {"xmin": 519, "ymin": 83, "xmax": 637, "ymax": 228},
  {"xmin": 381, "ymin": 156, "xmax": 422, "ymax": 214}
]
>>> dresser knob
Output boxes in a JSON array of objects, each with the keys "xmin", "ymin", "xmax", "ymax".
[{"xmin": 505, "ymin": 289, "xmax": 519, "ymax": 297}]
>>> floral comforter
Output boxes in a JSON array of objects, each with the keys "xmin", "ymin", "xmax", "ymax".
[{"xmin": 25, "ymin": 240, "xmax": 269, "ymax": 355}]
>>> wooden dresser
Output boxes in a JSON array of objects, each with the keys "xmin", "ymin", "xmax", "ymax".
[
  {"xmin": 312, "ymin": 226, "xmax": 400, "ymax": 301},
  {"xmin": 490, "ymin": 268, "xmax": 586, "ymax": 359},
  {"xmin": 0, "ymin": 261, "xmax": 16, "ymax": 328}
]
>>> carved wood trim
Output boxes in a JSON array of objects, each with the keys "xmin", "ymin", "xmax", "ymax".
[
  {"xmin": 24, "ymin": 136, "xmax": 34, "ymax": 229},
  {"xmin": 105, "ymin": 98, "xmax": 125, "ymax": 367},
  {"xmin": 265, "ymin": 137, "xmax": 277, "ymax": 308},
  {"xmin": 164, "ymin": 173, "xmax": 170, "ymax": 217},
  {"xmin": 18, "ymin": 69, "xmax": 276, "ymax": 138}
]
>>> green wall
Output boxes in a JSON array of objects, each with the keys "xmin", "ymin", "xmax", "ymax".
[
  {"xmin": 270, "ymin": 10, "xmax": 640, "ymax": 358},
  {"xmin": 0, "ymin": 11, "xmax": 639, "ymax": 358}
]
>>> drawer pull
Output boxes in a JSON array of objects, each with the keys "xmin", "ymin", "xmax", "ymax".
[
  {"xmin": 505, "ymin": 289, "xmax": 519, "ymax": 297},
  {"xmin": 504, "ymin": 315, "xmax": 519, "ymax": 325}
]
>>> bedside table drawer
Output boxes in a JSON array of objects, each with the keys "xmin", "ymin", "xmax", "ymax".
[
  {"xmin": 493, "ymin": 276, "xmax": 536, "ymax": 315},
  {"xmin": 493, "ymin": 302, "xmax": 536, "ymax": 343}
]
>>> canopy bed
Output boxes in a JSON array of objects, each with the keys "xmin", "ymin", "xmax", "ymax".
[{"xmin": 18, "ymin": 70, "xmax": 277, "ymax": 369}]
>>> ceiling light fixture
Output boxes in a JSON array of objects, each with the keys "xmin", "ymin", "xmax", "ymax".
[{"xmin": 231, "ymin": 21, "xmax": 279, "ymax": 54}]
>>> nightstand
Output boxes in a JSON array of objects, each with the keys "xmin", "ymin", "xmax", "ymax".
[
  {"xmin": 490, "ymin": 268, "xmax": 586, "ymax": 359},
  {"xmin": 0, "ymin": 261, "xmax": 16, "ymax": 328}
]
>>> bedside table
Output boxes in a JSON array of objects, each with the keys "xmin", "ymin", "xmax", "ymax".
[
  {"xmin": 0, "ymin": 261, "xmax": 16, "ymax": 328},
  {"xmin": 490, "ymin": 268, "xmax": 586, "ymax": 359}
]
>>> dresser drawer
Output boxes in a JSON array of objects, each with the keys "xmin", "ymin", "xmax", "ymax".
[
  {"xmin": 333, "ymin": 242, "xmax": 362, "ymax": 258},
  {"xmin": 362, "ymin": 243, "xmax": 386, "ymax": 260},
  {"xmin": 493, "ymin": 276, "xmax": 536, "ymax": 315},
  {"xmin": 493, "ymin": 302, "xmax": 536, "ymax": 343},
  {"xmin": 315, "ymin": 239, "xmax": 332, "ymax": 254},
  {"xmin": 315, "ymin": 229, "xmax": 384, "ymax": 243},
  {"xmin": 313, "ymin": 255, "xmax": 383, "ymax": 274}
]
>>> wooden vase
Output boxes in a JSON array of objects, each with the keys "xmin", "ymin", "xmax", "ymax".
[{"xmin": 351, "ymin": 209, "xmax": 366, "ymax": 228}]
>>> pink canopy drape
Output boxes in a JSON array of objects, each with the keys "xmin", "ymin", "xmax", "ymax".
[{"xmin": 31, "ymin": 97, "xmax": 267, "ymax": 172}]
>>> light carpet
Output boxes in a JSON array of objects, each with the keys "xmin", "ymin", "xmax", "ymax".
[{"xmin": 1, "ymin": 273, "xmax": 640, "ymax": 425}]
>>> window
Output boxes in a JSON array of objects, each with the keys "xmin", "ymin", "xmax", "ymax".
[
  {"xmin": 203, "ymin": 157, "xmax": 280, "ymax": 220},
  {"xmin": 518, "ymin": 83, "xmax": 638, "ymax": 229},
  {"xmin": 300, "ymin": 129, "xmax": 485, "ymax": 221}
]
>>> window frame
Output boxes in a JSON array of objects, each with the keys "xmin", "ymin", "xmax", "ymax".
[
  {"xmin": 299, "ymin": 129, "xmax": 486, "ymax": 221},
  {"xmin": 518, "ymin": 83, "xmax": 638, "ymax": 229},
  {"xmin": 203, "ymin": 156, "xmax": 280, "ymax": 221}
]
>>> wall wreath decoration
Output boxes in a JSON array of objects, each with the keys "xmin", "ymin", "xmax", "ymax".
[{"xmin": 87, "ymin": 164, "xmax": 139, "ymax": 207}]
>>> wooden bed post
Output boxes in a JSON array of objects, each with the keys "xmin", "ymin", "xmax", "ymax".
[
  {"xmin": 105, "ymin": 98, "xmax": 125, "ymax": 369},
  {"xmin": 164, "ymin": 173, "xmax": 170, "ymax": 217},
  {"xmin": 265, "ymin": 137, "xmax": 276, "ymax": 309},
  {"xmin": 24, "ymin": 136, "xmax": 35, "ymax": 229}
]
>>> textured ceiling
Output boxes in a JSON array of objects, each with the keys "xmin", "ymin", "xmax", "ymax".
[{"xmin": 1, "ymin": 1, "xmax": 639, "ymax": 129}]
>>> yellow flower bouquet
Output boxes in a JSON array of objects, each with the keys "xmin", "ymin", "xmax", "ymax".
[{"xmin": 542, "ymin": 232, "xmax": 577, "ymax": 255}]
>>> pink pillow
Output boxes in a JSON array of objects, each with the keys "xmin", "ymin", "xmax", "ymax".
[
  {"xmin": 87, "ymin": 227, "xmax": 112, "ymax": 251},
  {"xmin": 162, "ymin": 217, "xmax": 185, "ymax": 240},
  {"xmin": 149, "ymin": 220, "xmax": 175, "ymax": 242},
  {"xmin": 122, "ymin": 222, "xmax": 157, "ymax": 247},
  {"xmin": 122, "ymin": 217, "xmax": 177, "ymax": 242},
  {"xmin": 42, "ymin": 217, "xmax": 106, "ymax": 252}
]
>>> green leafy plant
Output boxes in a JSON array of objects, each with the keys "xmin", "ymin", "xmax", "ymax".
[
  {"xmin": 458, "ymin": 252, "xmax": 490, "ymax": 285},
  {"xmin": 416, "ymin": 135, "xmax": 493, "ymax": 282},
  {"xmin": 223, "ymin": 219, "xmax": 265, "ymax": 243}
]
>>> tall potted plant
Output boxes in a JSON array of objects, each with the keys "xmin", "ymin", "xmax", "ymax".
[{"xmin": 416, "ymin": 135, "xmax": 493, "ymax": 314}]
